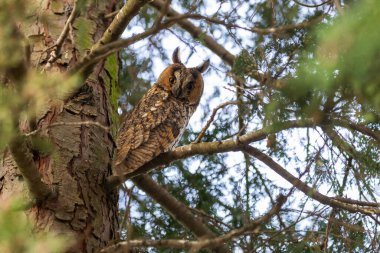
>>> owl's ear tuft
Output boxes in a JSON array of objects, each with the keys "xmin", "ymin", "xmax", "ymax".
[
  {"xmin": 196, "ymin": 59, "xmax": 210, "ymax": 73},
  {"xmin": 172, "ymin": 47, "xmax": 181, "ymax": 64}
]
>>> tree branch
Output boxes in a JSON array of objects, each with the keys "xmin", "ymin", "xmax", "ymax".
[
  {"xmin": 240, "ymin": 145, "xmax": 380, "ymax": 215},
  {"xmin": 333, "ymin": 119, "xmax": 380, "ymax": 145},
  {"xmin": 131, "ymin": 174, "xmax": 231, "ymax": 253},
  {"xmin": 101, "ymin": 194, "xmax": 286, "ymax": 252},
  {"xmin": 322, "ymin": 126, "xmax": 364, "ymax": 160},
  {"xmin": 149, "ymin": 0, "xmax": 312, "ymax": 88},
  {"xmin": 69, "ymin": 20, "xmax": 176, "ymax": 75},
  {"xmin": 8, "ymin": 136, "xmax": 53, "ymax": 202},
  {"xmin": 69, "ymin": 0, "xmax": 150, "ymax": 76},
  {"xmin": 180, "ymin": 12, "xmax": 325, "ymax": 35},
  {"xmin": 150, "ymin": 0, "xmax": 236, "ymax": 66},
  {"xmin": 293, "ymin": 0, "xmax": 332, "ymax": 8},
  {"xmin": 94, "ymin": 0, "xmax": 151, "ymax": 47},
  {"xmin": 107, "ymin": 119, "xmax": 318, "ymax": 188}
]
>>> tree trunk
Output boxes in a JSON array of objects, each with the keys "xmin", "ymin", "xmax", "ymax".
[{"xmin": 0, "ymin": 1, "xmax": 119, "ymax": 252}]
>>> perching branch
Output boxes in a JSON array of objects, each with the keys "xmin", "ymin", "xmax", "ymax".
[
  {"xmin": 9, "ymin": 136, "xmax": 53, "ymax": 202},
  {"xmin": 107, "ymin": 119, "xmax": 318, "ymax": 188},
  {"xmin": 240, "ymin": 145, "xmax": 380, "ymax": 215},
  {"xmin": 131, "ymin": 174, "xmax": 231, "ymax": 253},
  {"xmin": 101, "ymin": 194, "xmax": 286, "ymax": 252}
]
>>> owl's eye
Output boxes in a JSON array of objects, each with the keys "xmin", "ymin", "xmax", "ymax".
[
  {"xmin": 169, "ymin": 76, "xmax": 176, "ymax": 84},
  {"xmin": 187, "ymin": 82, "xmax": 194, "ymax": 90}
]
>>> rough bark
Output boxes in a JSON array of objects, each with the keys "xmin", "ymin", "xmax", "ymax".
[{"xmin": 0, "ymin": 1, "xmax": 119, "ymax": 252}]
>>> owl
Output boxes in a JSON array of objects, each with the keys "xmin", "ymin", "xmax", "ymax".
[{"xmin": 113, "ymin": 48, "xmax": 209, "ymax": 177}]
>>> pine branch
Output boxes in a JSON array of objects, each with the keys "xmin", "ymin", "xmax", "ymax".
[
  {"xmin": 95, "ymin": 0, "xmax": 151, "ymax": 47},
  {"xmin": 240, "ymin": 145, "xmax": 380, "ymax": 216},
  {"xmin": 322, "ymin": 126, "xmax": 364, "ymax": 160},
  {"xmin": 131, "ymin": 174, "xmax": 231, "ymax": 253},
  {"xmin": 150, "ymin": 0, "xmax": 235, "ymax": 66},
  {"xmin": 101, "ymin": 194, "xmax": 286, "ymax": 252},
  {"xmin": 333, "ymin": 119, "xmax": 380, "ymax": 145}
]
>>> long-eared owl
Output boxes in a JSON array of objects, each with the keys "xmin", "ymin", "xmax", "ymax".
[{"xmin": 114, "ymin": 48, "xmax": 209, "ymax": 176}]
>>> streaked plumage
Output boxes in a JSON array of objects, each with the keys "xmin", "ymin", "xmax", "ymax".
[{"xmin": 114, "ymin": 48, "xmax": 209, "ymax": 176}]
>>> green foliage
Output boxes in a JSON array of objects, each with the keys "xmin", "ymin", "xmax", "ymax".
[
  {"xmin": 284, "ymin": 0, "xmax": 380, "ymax": 117},
  {"xmin": 0, "ymin": 197, "xmax": 71, "ymax": 253}
]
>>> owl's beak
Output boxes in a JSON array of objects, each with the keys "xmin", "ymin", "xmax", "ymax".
[{"xmin": 172, "ymin": 84, "xmax": 182, "ymax": 98}]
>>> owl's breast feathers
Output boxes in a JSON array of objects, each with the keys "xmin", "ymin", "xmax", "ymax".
[{"xmin": 114, "ymin": 84, "xmax": 196, "ymax": 176}]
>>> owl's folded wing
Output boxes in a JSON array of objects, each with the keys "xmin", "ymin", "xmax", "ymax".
[{"xmin": 113, "ymin": 86, "xmax": 188, "ymax": 175}]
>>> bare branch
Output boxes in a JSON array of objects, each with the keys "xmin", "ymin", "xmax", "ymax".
[
  {"xmin": 332, "ymin": 197, "xmax": 380, "ymax": 207},
  {"xmin": 44, "ymin": 0, "xmax": 79, "ymax": 69},
  {"xmin": 188, "ymin": 194, "xmax": 286, "ymax": 252},
  {"xmin": 241, "ymin": 145, "xmax": 380, "ymax": 215},
  {"xmin": 9, "ymin": 136, "xmax": 53, "ymax": 202},
  {"xmin": 293, "ymin": 0, "xmax": 332, "ymax": 8},
  {"xmin": 101, "ymin": 194, "xmax": 286, "ymax": 252}
]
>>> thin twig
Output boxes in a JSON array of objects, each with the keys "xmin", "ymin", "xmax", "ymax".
[
  {"xmin": 44, "ymin": 1, "xmax": 79, "ymax": 69},
  {"xmin": 193, "ymin": 101, "xmax": 240, "ymax": 143},
  {"xmin": 293, "ymin": 0, "xmax": 331, "ymax": 8}
]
